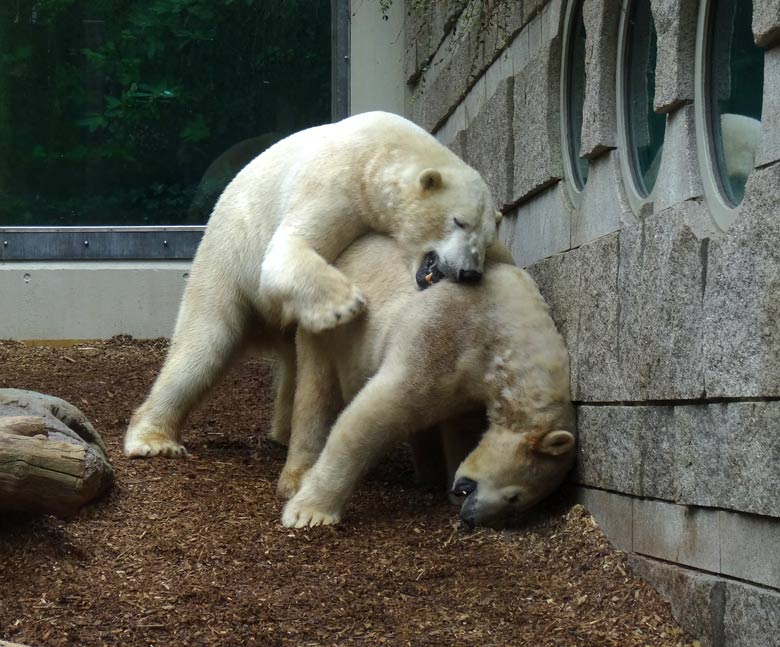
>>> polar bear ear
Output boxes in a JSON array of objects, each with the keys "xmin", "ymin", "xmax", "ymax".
[
  {"xmin": 495, "ymin": 210, "xmax": 503, "ymax": 224},
  {"xmin": 418, "ymin": 168, "xmax": 443, "ymax": 192},
  {"xmin": 536, "ymin": 430, "xmax": 576, "ymax": 456}
]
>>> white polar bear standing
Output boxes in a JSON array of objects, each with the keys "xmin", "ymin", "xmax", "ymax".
[
  {"xmin": 124, "ymin": 111, "xmax": 501, "ymax": 458},
  {"xmin": 278, "ymin": 235, "xmax": 576, "ymax": 529}
]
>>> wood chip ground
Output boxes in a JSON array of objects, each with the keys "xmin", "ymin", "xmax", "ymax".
[{"xmin": 0, "ymin": 339, "xmax": 696, "ymax": 647}]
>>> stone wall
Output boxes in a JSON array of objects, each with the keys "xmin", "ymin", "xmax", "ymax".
[{"xmin": 402, "ymin": 1, "xmax": 780, "ymax": 645}]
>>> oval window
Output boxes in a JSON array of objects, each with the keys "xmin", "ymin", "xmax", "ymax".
[
  {"xmin": 564, "ymin": 0, "xmax": 589, "ymax": 191},
  {"xmin": 623, "ymin": 0, "xmax": 665, "ymax": 198},
  {"xmin": 707, "ymin": 0, "xmax": 764, "ymax": 207}
]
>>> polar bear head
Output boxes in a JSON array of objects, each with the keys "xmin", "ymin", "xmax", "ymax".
[
  {"xmin": 396, "ymin": 167, "xmax": 501, "ymax": 288},
  {"xmin": 451, "ymin": 425, "xmax": 576, "ymax": 528}
]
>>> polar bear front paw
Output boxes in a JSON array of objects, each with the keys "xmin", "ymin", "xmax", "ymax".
[
  {"xmin": 124, "ymin": 430, "xmax": 188, "ymax": 459},
  {"xmin": 297, "ymin": 282, "xmax": 366, "ymax": 333},
  {"xmin": 282, "ymin": 498, "xmax": 341, "ymax": 528}
]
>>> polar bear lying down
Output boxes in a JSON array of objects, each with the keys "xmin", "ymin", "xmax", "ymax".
[
  {"xmin": 279, "ymin": 235, "xmax": 576, "ymax": 529},
  {"xmin": 124, "ymin": 111, "xmax": 502, "ymax": 459}
]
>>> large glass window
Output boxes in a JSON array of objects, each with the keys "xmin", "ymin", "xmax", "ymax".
[
  {"xmin": 623, "ymin": 0, "xmax": 665, "ymax": 198},
  {"xmin": 0, "ymin": 1, "xmax": 331, "ymax": 228},
  {"xmin": 564, "ymin": 0, "xmax": 589, "ymax": 191},
  {"xmin": 707, "ymin": 0, "xmax": 764, "ymax": 207}
]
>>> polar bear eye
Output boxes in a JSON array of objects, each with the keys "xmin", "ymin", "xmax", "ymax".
[
  {"xmin": 506, "ymin": 493, "xmax": 520, "ymax": 504},
  {"xmin": 453, "ymin": 217, "xmax": 466, "ymax": 229}
]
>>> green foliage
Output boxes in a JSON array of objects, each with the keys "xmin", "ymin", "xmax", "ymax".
[{"xmin": 0, "ymin": 0, "xmax": 331, "ymax": 226}]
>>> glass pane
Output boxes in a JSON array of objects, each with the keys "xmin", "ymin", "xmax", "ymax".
[
  {"xmin": 0, "ymin": 1, "xmax": 331, "ymax": 227},
  {"xmin": 624, "ymin": 0, "xmax": 665, "ymax": 197},
  {"xmin": 566, "ymin": 0, "xmax": 589, "ymax": 189},
  {"xmin": 708, "ymin": 0, "xmax": 764, "ymax": 207}
]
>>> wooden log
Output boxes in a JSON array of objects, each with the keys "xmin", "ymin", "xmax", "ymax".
[
  {"xmin": 0, "ymin": 389, "xmax": 114, "ymax": 517},
  {"xmin": 0, "ymin": 416, "xmax": 49, "ymax": 437}
]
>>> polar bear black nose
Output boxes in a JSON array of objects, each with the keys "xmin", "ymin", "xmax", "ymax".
[
  {"xmin": 458, "ymin": 269, "xmax": 482, "ymax": 283},
  {"xmin": 452, "ymin": 477, "xmax": 477, "ymax": 497}
]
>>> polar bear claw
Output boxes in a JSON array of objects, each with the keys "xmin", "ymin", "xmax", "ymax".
[
  {"xmin": 124, "ymin": 432, "xmax": 187, "ymax": 459},
  {"xmin": 297, "ymin": 284, "xmax": 366, "ymax": 333},
  {"xmin": 282, "ymin": 500, "xmax": 341, "ymax": 528}
]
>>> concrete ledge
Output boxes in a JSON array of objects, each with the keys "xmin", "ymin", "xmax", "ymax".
[
  {"xmin": 0, "ymin": 261, "xmax": 189, "ymax": 340},
  {"xmin": 578, "ymin": 491, "xmax": 780, "ymax": 588},
  {"xmin": 628, "ymin": 555, "xmax": 726, "ymax": 647},
  {"xmin": 629, "ymin": 554, "xmax": 780, "ymax": 647},
  {"xmin": 576, "ymin": 487, "xmax": 633, "ymax": 551}
]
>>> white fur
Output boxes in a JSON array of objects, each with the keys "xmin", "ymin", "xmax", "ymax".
[
  {"xmin": 124, "ymin": 111, "xmax": 498, "ymax": 458},
  {"xmin": 279, "ymin": 235, "xmax": 575, "ymax": 528}
]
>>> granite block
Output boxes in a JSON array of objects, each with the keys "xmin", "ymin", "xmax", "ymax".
[
  {"xmin": 616, "ymin": 206, "xmax": 707, "ymax": 400},
  {"xmin": 704, "ymin": 164, "xmax": 780, "ymax": 398},
  {"xmin": 409, "ymin": 0, "xmax": 527, "ymax": 132},
  {"xmin": 580, "ymin": 0, "xmax": 621, "ymax": 158},
  {"xmin": 724, "ymin": 580, "xmax": 780, "ymax": 647},
  {"xmin": 512, "ymin": 36, "xmax": 564, "ymax": 202},
  {"xmin": 753, "ymin": 1, "xmax": 780, "ymax": 48},
  {"xmin": 629, "ymin": 556, "xmax": 725, "ymax": 647},
  {"xmin": 463, "ymin": 78, "xmax": 514, "ymax": 208},
  {"xmin": 650, "ymin": 0, "xmax": 699, "ymax": 112},
  {"xmin": 404, "ymin": 0, "xmax": 469, "ymax": 83},
  {"xmin": 574, "ymin": 233, "xmax": 622, "ymax": 401},
  {"xmin": 756, "ymin": 47, "xmax": 780, "ymax": 167},
  {"xmin": 674, "ymin": 402, "xmax": 780, "ymax": 518},
  {"xmin": 525, "ymin": 249, "xmax": 581, "ymax": 389},
  {"xmin": 575, "ymin": 405, "xmax": 675, "ymax": 498}
]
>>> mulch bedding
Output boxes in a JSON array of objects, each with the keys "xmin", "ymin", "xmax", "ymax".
[{"xmin": 0, "ymin": 339, "xmax": 695, "ymax": 647}]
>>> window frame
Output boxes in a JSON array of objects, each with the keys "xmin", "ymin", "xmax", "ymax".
[
  {"xmin": 560, "ymin": 0, "xmax": 589, "ymax": 207},
  {"xmin": 0, "ymin": 0, "xmax": 350, "ymax": 261},
  {"xmin": 694, "ymin": 0, "xmax": 761, "ymax": 231},
  {"xmin": 615, "ymin": 0, "xmax": 665, "ymax": 215}
]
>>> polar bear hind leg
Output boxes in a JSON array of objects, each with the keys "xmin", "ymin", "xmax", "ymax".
[
  {"xmin": 267, "ymin": 339, "xmax": 297, "ymax": 447},
  {"xmin": 124, "ymin": 283, "xmax": 250, "ymax": 458},
  {"xmin": 277, "ymin": 330, "xmax": 344, "ymax": 498}
]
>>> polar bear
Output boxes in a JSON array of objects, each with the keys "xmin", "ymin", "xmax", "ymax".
[
  {"xmin": 279, "ymin": 235, "xmax": 576, "ymax": 529},
  {"xmin": 124, "ymin": 111, "xmax": 502, "ymax": 458}
]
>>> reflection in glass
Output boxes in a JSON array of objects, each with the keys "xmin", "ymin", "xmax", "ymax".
[
  {"xmin": 708, "ymin": 0, "xmax": 764, "ymax": 206},
  {"xmin": 0, "ymin": 1, "xmax": 331, "ymax": 227},
  {"xmin": 566, "ymin": 0, "xmax": 589, "ymax": 189},
  {"xmin": 624, "ymin": 0, "xmax": 665, "ymax": 197}
]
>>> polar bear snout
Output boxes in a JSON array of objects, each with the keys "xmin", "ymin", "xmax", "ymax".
[{"xmin": 458, "ymin": 494, "xmax": 480, "ymax": 530}]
